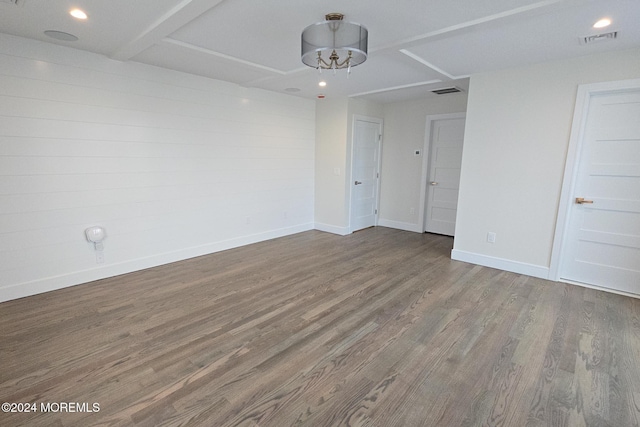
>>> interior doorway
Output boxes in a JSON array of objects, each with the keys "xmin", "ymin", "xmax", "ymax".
[
  {"xmin": 422, "ymin": 113, "xmax": 466, "ymax": 236},
  {"xmin": 350, "ymin": 117, "xmax": 382, "ymax": 233},
  {"xmin": 551, "ymin": 79, "xmax": 640, "ymax": 296}
]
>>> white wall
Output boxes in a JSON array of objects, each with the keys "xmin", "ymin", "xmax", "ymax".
[
  {"xmin": 0, "ymin": 35, "xmax": 315, "ymax": 302},
  {"xmin": 452, "ymin": 47, "xmax": 640, "ymax": 278},
  {"xmin": 379, "ymin": 94, "xmax": 468, "ymax": 231},
  {"xmin": 314, "ymin": 98, "xmax": 383, "ymax": 234},
  {"xmin": 314, "ymin": 98, "xmax": 348, "ymax": 233}
]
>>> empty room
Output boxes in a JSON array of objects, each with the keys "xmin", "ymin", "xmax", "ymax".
[{"xmin": 1, "ymin": 0, "xmax": 639, "ymax": 426}]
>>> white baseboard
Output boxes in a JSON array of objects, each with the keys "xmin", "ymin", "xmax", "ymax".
[
  {"xmin": 0, "ymin": 223, "xmax": 314, "ymax": 303},
  {"xmin": 450, "ymin": 249, "xmax": 550, "ymax": 279},
  {"xmin": 377, "ymin": 218, "xmax": 422, "ymax": 233},
  {"xmin": 559, "ymin": 279, "xmax": 640, "ymax": 299},
  {"xmin": 314, "ymin": 222, "xmax": 351, "ymax": 236}
]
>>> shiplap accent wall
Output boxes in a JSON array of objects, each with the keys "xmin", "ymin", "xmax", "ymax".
[{"xmin": 0, "ymin": 35, "xmax": 315, "ymax": 302}]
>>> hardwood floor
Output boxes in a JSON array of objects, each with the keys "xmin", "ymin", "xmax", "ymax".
[{"xmin": 1, "ymin": 227, "xmax": 640, "ymax": 426}]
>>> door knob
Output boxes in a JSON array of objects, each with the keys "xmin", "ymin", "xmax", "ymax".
[
  {"xmin": 355, "ymin": 181, "xmax": 362, "ymax": 185},
  {"xmin": 430, "ymin": 182, "xmax": 438, "ymax": 186},
  {"xmin": 575, "ymin": 197, "xmax": 594, "ymax": 204}
]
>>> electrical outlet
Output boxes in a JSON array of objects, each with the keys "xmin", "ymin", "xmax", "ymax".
[{"xmin": 487, "ymin": 232, "xmax": 496, "ymax": 243}]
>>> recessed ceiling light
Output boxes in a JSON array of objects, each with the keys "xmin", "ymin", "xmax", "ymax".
[
  {"xmin": 70, "ymin": 9, "xmax": 87, "ymax": 20},
  {"xmin": 318, "ymin": 81, "xmax": 327, "ymax": 87},
  {"xmin": 593, "ymin": 18, "xmax": 611, "ymax": 28},
  {"xmin": 44, "ymin": 30, "xmax": 78, "ymax": 41}
]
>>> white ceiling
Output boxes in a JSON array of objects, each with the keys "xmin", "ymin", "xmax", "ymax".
[{"xmin": 1, "ymin": 0, "xmax": 639, "ymax": 103}]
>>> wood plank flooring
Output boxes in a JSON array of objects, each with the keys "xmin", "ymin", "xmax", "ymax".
[{"xmin": 1, "ymin": 227, "xmax": 640, "ymax": 426}]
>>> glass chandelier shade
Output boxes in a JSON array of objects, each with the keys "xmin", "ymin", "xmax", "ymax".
[{"xmin": 301, "ymin": 14, "xmax": 368, "ymax": 71}]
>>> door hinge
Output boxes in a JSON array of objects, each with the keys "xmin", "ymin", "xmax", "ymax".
[
  {"xmin": 375, "ymin": 209, "xmax": 378, "ymax": 214},
  {"xmin": 376, "ymin": 172, "xmax": 379, "ymax": 178}
]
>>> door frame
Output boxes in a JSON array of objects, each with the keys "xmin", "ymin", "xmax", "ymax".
[
  {"xmin": 549, "ymin": 78, "xmax": 640, "ymax": 285},
  {"xmin": 420, "ymin": 112, "xmax": 466, "ymax": 233},
  {"xmin": 348, "ymin": 115, "xmax": 383, "ymax": 233}
]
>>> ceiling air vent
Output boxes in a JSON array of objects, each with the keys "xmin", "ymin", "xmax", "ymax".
[
  {"xmin": 580, "ymin": 31, "xmax": 618, "ymax": 45},
  {"xmin": 432, "ymin": 87, "xmax": 463, "ymax": 95}
]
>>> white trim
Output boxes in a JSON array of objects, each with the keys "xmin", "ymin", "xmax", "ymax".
[
  {"xmin": 377, "ymin": 219, "xmax": 422, "ymax": 233},
  {"xmin": 161, "ymin": 38, "xmax": 287, "ymax": 75},
  {"xmin": 420, "ymin": 112, "xmax": 466, "ymax": 233},
  {"xmin": 349, "ymin": 115, "xmax": 383, "ymax": 233},
  {"xmin": 0, "ymin": 223, "xmax": 314, "ymax": 303},
  {"xmin": 314, "ymin": 222, "xmax": 351, "ymax": 236},
  {"xmin": 451, "ymin": 249, "xmax": 550, "ymax": 279},
  {"xmin": 349, "ymin": 79, "xmax": 442, "ymax": 98},
  {"xmin": 110, "ymin": 0, "xmax": 226, "ymax": 61},
  {"xmin": 373, "ymin": 0, "xmax": 564, "ymax": 53},
  {"xmin": 549, "ymin": 78, "xmax": 640, "ymax": 282},
  {"xmin": 399, "ymin": 50, "xmax": 457, "ymax": 80},
  {"xmin": 560, "ymin": 279, "xmax": 640, "ymax": 300}
]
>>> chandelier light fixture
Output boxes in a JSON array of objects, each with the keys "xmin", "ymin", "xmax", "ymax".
[{"xmin": 301, "ymin": 13, "xmax": 368, "ymax": 74}]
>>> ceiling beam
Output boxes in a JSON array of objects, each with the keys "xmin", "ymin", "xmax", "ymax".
[
  {"xmin": 349, "ymin": 79, "xmax": 443, "ymax": 98},
  {"xmin": 110, "ymin": 0, "xmax": 226, "ymax": 61},
  {"xmin": 399, "ymin": 49, "xmax": 465, "ymax": 80},
  {"xmin": 160, "ymin": 38, "xmax": 288, "ymax": 75},
  {"xmin": 372, "ymin": 0, "xmax": 566, "ymax": 53}
]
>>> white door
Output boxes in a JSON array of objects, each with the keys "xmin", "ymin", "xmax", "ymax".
[
  {"xmin": 560, "ymin": 90, "xmax": 640, "ymax": 294},
  {"xmin": 351, "ymin": 118, "xmax": 381, "ymax": 232},
  {"xmin": 424, "ymin": 116, "xmax": 465, "ymax": 236}
]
